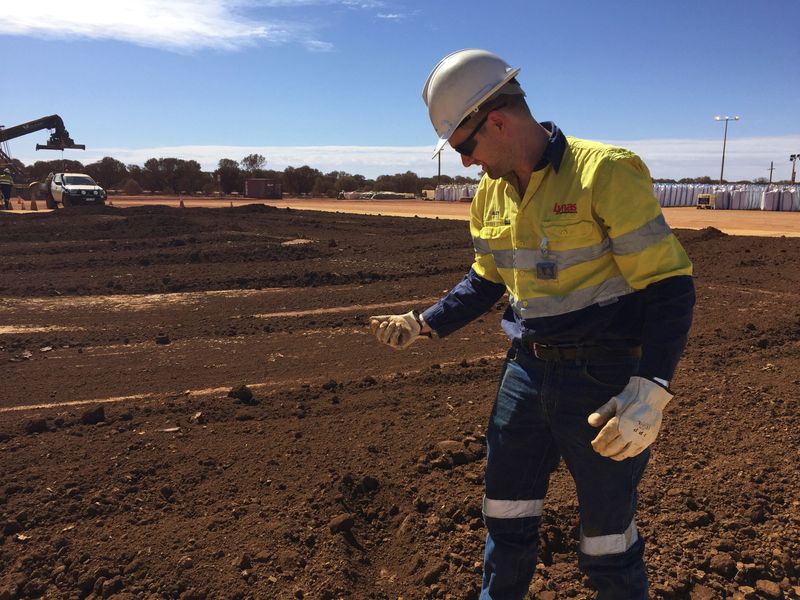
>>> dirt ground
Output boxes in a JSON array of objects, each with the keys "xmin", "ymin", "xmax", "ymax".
[
  {"xmin": 110, "ymin": 196, "xmax": 800, "ymax": 238},
  {"xmin": 0, "ymin": 205, "xmax": 798, "ymax": 600}
]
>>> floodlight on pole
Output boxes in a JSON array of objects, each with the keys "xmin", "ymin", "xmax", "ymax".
[
  {"xmin": 714, "ymin": 115, "xmax": 739, "ymax": 184},
  {"xmin": 790, "ymin": 153, "xmax": 799, "ymax": 185}
]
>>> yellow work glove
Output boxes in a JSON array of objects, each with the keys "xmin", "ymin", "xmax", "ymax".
[
  {"xmin": 588, "ymin": 376, "xmax": 673, "ymax": 461},
  {"xmin": 369, "ymin": 310, "xmax": 423, "ymax": 350}
]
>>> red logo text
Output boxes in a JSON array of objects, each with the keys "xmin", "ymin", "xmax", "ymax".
[{"xmin": 553, "ymin": 202, "xmax": 577, "ymax": 214}]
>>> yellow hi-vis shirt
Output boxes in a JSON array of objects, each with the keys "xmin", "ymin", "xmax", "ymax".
[
  {"xmin": 470, "ymin": 137, "xmax": 693, "ymax": 321},
  {"xmin": 0, "ymin": 172, "xmax": 12, "ymax": 186}
]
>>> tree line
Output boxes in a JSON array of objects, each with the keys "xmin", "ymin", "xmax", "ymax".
[
  {"xmin": 8, "ymin": 153, "xmax": 478, "ymax": 197},
  {"xmin": 9, "ymin": 154, "xmax": 780, "ymax": 196}
]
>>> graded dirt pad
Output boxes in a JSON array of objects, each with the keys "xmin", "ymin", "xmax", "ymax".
[{"xmin": 0, "ymin": 206, "xmax": 798, "ymax": 600}]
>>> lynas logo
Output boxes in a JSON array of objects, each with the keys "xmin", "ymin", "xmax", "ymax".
[{"xmin": 553, "ymin": 202, "xmax": 577, "ymax": 214}]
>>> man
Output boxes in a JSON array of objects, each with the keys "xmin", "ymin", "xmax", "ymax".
[
  {"xmin": 0, "ymin": 168, "xmax": 13, "ymax": 210},
  {"xmin": 369, "ymin": 49, "xmax": 695, "ymax": 599}
]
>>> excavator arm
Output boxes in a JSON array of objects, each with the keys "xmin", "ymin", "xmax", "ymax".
[{"xmin": 0, "ymin": 114, "xmax": 85, "ymax": 151}]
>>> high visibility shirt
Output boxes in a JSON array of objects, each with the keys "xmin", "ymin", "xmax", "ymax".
[
  {"xmin": 422, "ymin": 124, "xmax": 695, "ymax": 382},
  {"xmin": 0, "ymin": 173, "xmax": 12, "ymax": 185}
]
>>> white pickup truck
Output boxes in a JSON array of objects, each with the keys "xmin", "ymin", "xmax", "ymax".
[{"xmin": 48, "ymin": 172, "xmax": 107, "ymax": 207}]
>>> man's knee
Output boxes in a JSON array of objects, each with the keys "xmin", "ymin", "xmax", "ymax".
[{"xmin": 482, "ymin": 497, "xmax": 542, "ymax": 545}]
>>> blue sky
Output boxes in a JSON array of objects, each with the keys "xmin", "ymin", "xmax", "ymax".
[{"xmin": 2, "ymin": 0, "xmax": 799, "ymax": 181}]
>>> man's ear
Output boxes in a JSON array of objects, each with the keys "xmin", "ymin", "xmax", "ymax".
[{"xmin": 487, "ymin": 110, "xmax": 506, "ymax": 134}]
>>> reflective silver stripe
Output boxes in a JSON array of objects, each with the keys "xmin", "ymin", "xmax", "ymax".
[
  {"xmin": 499, "ymin": 239, "xmax": 611, "ymax": 271},
  {"xmin": 472, "ymin": 236, "xmax": 492, "ymax": 255},
  {"xmin": 580, "ymin": 519, "xmax": 638, "ymax": 556},
  {"xmin": 491, "ymin": 249, "xmax": 515, "ymax": 269},
  {"xmin": 511, "ymin": 276, "xmax": 635, "ymax": 319},
  {"xmin": 610, "ymin": 214, "xmax": 671, "ymax": 256},
  {"xmin": 483, "ymin": 496, "xmax": 544, "ymax": 519}
]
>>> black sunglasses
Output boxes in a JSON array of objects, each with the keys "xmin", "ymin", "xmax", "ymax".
[{"xmin": 452, "ymin": 103, "xmax": 506, "ymax": 156}]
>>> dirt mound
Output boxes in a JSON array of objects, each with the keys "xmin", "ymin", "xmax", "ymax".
[
  {"xmin": 1, "ymin": 208, "xmax": 798, "ymax": 599},
  {"xmin": 695, "ymin": 226, "xmax": 729, "ymax": 241}
]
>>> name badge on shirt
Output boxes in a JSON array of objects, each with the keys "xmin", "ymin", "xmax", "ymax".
[
  {"xmin": 536, "ymin": 261, "xmax": 558, "ymax": 280},
  {"xmin": 536, "ymin": 236, "xmax": 558, "ymax": 280}
]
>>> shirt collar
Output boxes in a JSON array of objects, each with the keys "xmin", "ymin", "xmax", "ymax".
[{"xmin": 533, "ymin": 121, "xmax": 565, "ymax": 173}]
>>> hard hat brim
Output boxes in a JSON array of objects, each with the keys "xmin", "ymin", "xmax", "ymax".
[{"xmin": 432, "ymin": 137, "xmax": 449, "ymax": 159}]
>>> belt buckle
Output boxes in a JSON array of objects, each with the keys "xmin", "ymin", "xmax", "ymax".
[{"xmin": 531, "ymin": 342, "xmax": 550, "ymax": 360}]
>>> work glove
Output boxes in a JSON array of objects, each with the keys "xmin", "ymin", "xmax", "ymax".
[
  {"xmin": 588, "ymin": 376, "xmax": 673, "ymax": 461},
  {"xmin": 369, "ymin": 310, "xmax": 424, "ymax": 350}
]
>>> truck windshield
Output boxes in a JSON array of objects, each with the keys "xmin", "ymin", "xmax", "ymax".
[{"xmin": 64, "ymin": 175, "xmax": 97, "ymax": 186}]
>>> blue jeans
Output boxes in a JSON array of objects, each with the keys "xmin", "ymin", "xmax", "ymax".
[{"xmin": 480, "ymin": 343, "xmax": 649, "ymax": 600}]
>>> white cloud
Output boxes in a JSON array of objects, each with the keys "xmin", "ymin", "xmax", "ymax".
[
  {"xmin": 10, "ymin": 135, "xmax": 800, "ymax": 181},
  {"xmin": 376, "ymin": 13, "xmax": 403, "ymax": 19},
  {"xmin": 607, "ymin": 134, "xmax": 800, "ymax": 181},
  {"xmin": 257, "ymin": 0, "xmax": 384, "ymax": 6},
  {"xmin": 3, "ymin": 0, "xmax": 338, "ymax": 52}
]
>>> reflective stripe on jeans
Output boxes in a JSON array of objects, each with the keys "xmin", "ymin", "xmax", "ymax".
[
  {"xmin": 580, "ymin": 518, "xmax": 638, "ymax": 556},
  {"xmin": 483, "ymin": 496, "xmax": 544, "ymax": 520}
]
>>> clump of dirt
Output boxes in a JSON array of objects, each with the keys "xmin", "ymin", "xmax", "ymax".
[{"xmin": 696, "ymin": 225, "xmax": 728, "ymax": 241}]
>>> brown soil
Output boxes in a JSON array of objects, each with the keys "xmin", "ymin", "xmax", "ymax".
[{"xmin": 0, "ymin": 205, "xmax": 798, "ymax": 600}]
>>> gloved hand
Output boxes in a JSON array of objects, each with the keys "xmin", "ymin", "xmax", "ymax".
[
  {"xmin": 369, "ymin": 311, "xmax": 423, "ymax": 350},
  {"xmin": 588, "ymin": 376, "xmax": 673, "ymax": 461}
]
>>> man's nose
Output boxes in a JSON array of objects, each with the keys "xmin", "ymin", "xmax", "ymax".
[{"xmin": 461, "ymin": 153, "xmax": 476, "ymax": 167}]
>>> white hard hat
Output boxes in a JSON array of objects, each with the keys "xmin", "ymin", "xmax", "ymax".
[{"xmin": 422, "ymin": 49, "xmax": 522, "ymax": 157}]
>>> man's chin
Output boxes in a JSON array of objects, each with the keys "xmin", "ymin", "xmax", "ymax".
[{"xmin": 483, "ymin": 167, "xmax": 509, "ymax": 180}]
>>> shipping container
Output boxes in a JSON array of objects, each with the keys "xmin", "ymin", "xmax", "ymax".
[{"xmin": 244, "ymin": 179, "xmax": 282, "ymax": 199}]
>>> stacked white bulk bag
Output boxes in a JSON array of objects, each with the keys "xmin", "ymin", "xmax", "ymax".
[
  {"xmin": 730, "ymin": 189, "xmax": 743, "ymax": 210},
  {"xmin": 761, "ymin": 190, "xmax": 781, "ymax": 211},
  {"xmin": 779, "ymin": 189, "xmax": 799, "ymax": 211},
  {"xmin": 714, "ymin": 188, "xmax": 730, "ymax": 210},
  {"xmin": 744, "ymin": 189, "xmax": 754, "ymax": 209},
  {"xmin": 689, "ymin": 186, "xmax": 701, "ymax": 206},
  {"xmin": 653, "ymin": 185, "xmax": 663, "ymax": 204}
]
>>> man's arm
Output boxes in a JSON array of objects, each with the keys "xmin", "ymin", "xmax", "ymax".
[
  {"xmin": 369, "ymin": 269, "xmax": 505, "ymax": 350},
  {"xmin": 588, "ymin": 152, "xmax": 695, "ymax": 459},
  {"xmin": 421, "ymin": 268, "xmax": 506, "ymax": 337},
  {"xmin": 636, "ymin": 275, "xmax": 696, "ymax": 385}
]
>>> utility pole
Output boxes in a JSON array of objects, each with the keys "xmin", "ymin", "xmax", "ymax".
[
  {"xmin": 768, "ymin": 161, "xmax": 774, "ymax": 186},
  {"xmin": 714, "ymin": 115, "xmax": 740, "ymax": 184},
  {"xmin": 791, "ymin": 154, "xmax": 799, "ymax": 185}
]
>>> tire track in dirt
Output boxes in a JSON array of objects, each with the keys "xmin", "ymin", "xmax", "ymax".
[{"xmin": 0, "ymin": 350, "xmax": 506, "ymax": 414}]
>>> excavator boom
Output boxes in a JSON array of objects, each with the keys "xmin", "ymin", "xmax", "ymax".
[{"xmin": 0, "ymin": 114, "xmax": 85, "ymax": 151}]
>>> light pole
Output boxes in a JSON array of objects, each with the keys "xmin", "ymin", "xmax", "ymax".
[
  {"xmin": 791, "ymin": 154, "xmax": 799, "ymax": 185},
  {"xmin": 714, "ymin": 115, "xmax": 739, "ymax": 184}
]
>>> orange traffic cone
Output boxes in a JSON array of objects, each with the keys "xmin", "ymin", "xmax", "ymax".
[{"xmin": 30, "ymin": 198, "xmax": 38, "ymax": 211}]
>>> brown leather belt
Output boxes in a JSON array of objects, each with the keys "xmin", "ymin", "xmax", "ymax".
[{"xmin": 521, "ymin": 340, "xmax": 641, "ymax": 361}]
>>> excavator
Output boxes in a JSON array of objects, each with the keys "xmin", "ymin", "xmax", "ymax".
[
  {"xmin": 0, "ymin": 115, "xmax": 85, "ymax": 206},
  {"xmin": 1, "ymin": 114, "xmax": 84, "ymax": 167}
]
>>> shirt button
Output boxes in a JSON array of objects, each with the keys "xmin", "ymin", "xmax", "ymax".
[
  {"xmin": 561, "ymin": 229, "xmax": 567, "ymax": 235},
  {"xmin": 523, "ymin": 300, "xmax": 529, "ymax": 307}
]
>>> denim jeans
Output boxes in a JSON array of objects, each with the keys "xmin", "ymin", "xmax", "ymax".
[{"xmin": 480, "ymin": 343, "xmax": 649, "ymax": 600}]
